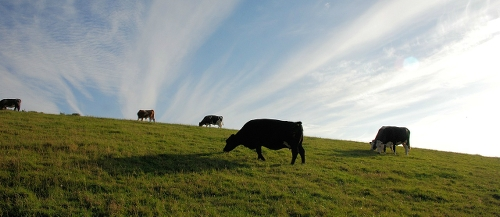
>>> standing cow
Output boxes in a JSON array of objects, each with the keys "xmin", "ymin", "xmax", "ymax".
[
  {"xmin": 137, "ymin": 110, "xmax": 155, "ymax": 122},
  {"xmin": 0, "ymin": 99, "xmax": 21, "ymax": 111},
  {"xmin": 224, "ymin": 119, "xmax": 305, "ymax": 165},
  {"xmin": 370, "ymin": 126, "xmax": 411, "ymax": 155},
  {"xmin": 199, "ymin": 115, "xmax": 223, "ymax": 128}
]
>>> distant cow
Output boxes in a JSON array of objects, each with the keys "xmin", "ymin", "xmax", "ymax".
[
  {"xmin": 0, "ymin": 99, "xmax": 21, "ymax": 111},
  {"xmin": 224, "ymin": 119, "xmax": 305, "ymax": 165},
  {"xmin": 199, "ymin": 115, "xmax": 223, "ymax": 128},
  {"xmin": 370, "ymin": 126, "xmax": 411, "ymax": 155},
  {"xmin": 137, "ymin": 110, "xmax": 155, "ymax": 122}
]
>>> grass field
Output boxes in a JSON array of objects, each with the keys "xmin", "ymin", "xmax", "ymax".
[{"xmin": 0, "ymin": 110, "xmax": 499, "ymax": 216}]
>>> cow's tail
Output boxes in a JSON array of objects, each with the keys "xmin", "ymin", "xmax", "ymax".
[
  {"xmin": 407, "ymin": 128, "xmax": 411, "ymax": 149},
  {"xmin": 16, "ymin": 99, "xmax": 21, "ymax": 111},
  {"xmin": 297, "ymin": 121, "xmax": 303, "ymax": 144}
]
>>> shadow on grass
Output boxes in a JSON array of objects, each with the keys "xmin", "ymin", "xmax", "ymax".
[
  {"xmin": 97, "ymin": 153, "xmax": 248, "ymax": 176},
  {"xmin": 333, "ymin": 149, "xmax": 380, "ymax": 158}
]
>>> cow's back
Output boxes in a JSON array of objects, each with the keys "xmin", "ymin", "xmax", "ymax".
[
  {"xmin": 387, "ymin": 127, "xmax": 408, "ymax": 142},
  {"xmin": 236, "ymin": 119, "xmax": 301, "ymax": 145},
  {"xmin": 202, "ymin": 115, "xmax": 215, "ymax": 123},
  {"xmin": 376, "ymin": 126, "xmax": 410, "ymax": 145},
  {"xmin": 137, "ymin": 110, "xmax": 146, "ymax": 117}
]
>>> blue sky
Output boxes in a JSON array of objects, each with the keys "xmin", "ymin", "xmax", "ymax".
[{"xmin": 1, "ymin": 0, "xmax": 499, "ymax": 157}]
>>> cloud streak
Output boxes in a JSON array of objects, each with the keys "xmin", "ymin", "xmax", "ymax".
[
  {"xmin": 116, "ymin": 1, "xmax": 238, "ymax": 119},
  {"xmin": 1, "ymin": 0, "xmax": 499, "ymax": 157}
]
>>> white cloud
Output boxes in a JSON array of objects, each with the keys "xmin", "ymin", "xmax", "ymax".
[
  {"xmin": 1, "ymin": 0, "xmax": 499, "ymax": 157},
  {"xmin": 0, "ymin": 0, "xmax": 238, "ymax": 116},
  {"xmin": 117, "ymin": 0, "xmax": 238, "ymax": 119},
  {"xmin": 214, "ymin": 1, "xmax": 500, "ymax": 158},
  {"xmin": 300, "ymin": 10, "xmax": 500, "ymax": 156},
  {"xmin": 214, "ymin": 1, "xmax": 451, "ymax": 122}
]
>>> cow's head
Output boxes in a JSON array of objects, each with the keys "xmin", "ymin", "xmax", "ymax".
[
  {"xmin": 369, "ymin": 140, "xmax": 377, "ymax": 150},
  {"xmin": 199, "ymin": 122, "xmax": 203, "ymax": 127},
  {"xmin": 223, "ymin": 134, "xmax": 239, "ymax": 152},
  {"xmin": 374, "ymin": 140, "xmax": 386, "ymax": 153}
]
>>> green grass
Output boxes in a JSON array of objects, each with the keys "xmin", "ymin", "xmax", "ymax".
[{"xmin": 1, "ymin": 110, "xmax": 499, "ymax": 216}]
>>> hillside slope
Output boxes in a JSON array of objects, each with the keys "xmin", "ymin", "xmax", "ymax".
[{"xmin": 1, "ymin": 111, "xmax": 499, "ymax": 216}]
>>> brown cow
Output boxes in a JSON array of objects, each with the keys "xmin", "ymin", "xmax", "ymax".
[
  {"xmin": 0, "ymin": 99, "xmax": 21, "ymax": 111},
  {"xmin": 137, "ymin": 109, "xmax": 155, "ymax": 122}
]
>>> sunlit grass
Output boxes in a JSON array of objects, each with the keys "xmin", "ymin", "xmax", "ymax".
[{"xmin": 1, "ymin": 110, "xmax": 499, "ymax": 216}]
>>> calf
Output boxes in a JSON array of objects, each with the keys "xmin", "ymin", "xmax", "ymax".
[
  {"xmin": 137, "ymin": 110, "xmax": 155, "ymax": 122},
  {"xmin": 224, "ymin": 119, "xmax": 305, "ymax": 165},
  {"xmin": 0, "ymin": 99, "xmax": 21, "ymax": 111}
]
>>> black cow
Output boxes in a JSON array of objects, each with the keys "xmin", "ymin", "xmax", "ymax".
[
  {"xmin": 137, "ymin": 109, "xmax": 155, "ymax": 122},
  {"xmin": 370, "ymin": 126, "xmax": 411, "ymax": 155},
  {"xmin": 0, "ymin": 99, "xmax": 21, "ymax": 111},
  {"xmin": 224, "ymin": 119, "xmax": 305, "ymax": 165},
  {"xmin": 199, "ymin": 115, "xmax": 223, "ymax": 128}
]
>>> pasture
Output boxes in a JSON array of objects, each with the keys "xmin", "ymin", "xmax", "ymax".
[{"xmin": 0, "ymin": 110, "xmax": 499, "ymax": 216}]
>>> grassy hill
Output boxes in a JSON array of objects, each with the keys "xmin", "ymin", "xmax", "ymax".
[{"xmin": 1, "ymin": 110, "xmax": 499, "ymax": 216}]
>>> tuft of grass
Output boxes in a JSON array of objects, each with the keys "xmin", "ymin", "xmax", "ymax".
[{"xmin": 1, "ymin": 110, "xmax": 499, "ymax": 216}]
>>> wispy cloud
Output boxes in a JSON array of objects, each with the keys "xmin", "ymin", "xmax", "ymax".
[
  {"xmin": 116, "ymin": 1, "xmax": 239, "ymax": 119},
  {"xmin": 296, "ymin": 1, "xmax": 500, "ymax": 150},
  {"xmin": 1, "ymin": 0, "xmax": 499, "ymax": 156},
  {"xmin": 206, "ymin": 0, "xmax": 500, "ymax": 157},
  {"xmin": 0, "ymin": 0, "xmax": 238, "ymax": 116}
]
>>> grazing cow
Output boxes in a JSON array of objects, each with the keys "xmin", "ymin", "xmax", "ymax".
[
  {"xmin": 199, "ymin": 115, "xmax": 223, "ymax": 128},
  {"xmin": 137, "ymin": 110, "xmax": 155, "ymax": 122},
  {"xmin": 370, "ymin": 126, "xmax": 411, "ymax": 155},
  {"xmin": 224, "ymin": 119, "xmax": 305, "ymax": 165},
  {"xmin": 0, "ymin": 99, "xmax": 21, "ymax": 111}
]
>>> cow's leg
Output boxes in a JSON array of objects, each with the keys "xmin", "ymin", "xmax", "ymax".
[
  {"xmin": 376, "ymin": 143, "xmax": 384, "ymax": 154},
  {"xmin": 387, "ymin": 142, "xmax": 396, "ymax": 155},
  {"xmin": 256, "ymin": 146, "xmax": 266, "ymax": 161},
  {"xmin": 403, "ymin": 142, "xmax": 409, "ymax": 155},
  {"xmin": 290, "ymin": 147, "xmax": 299, "ymax": 165},
  {"xmin": 298, "ymin": 145, "xmax": 305, "ymax": 164},
  {"xmin": 385, "ymin": 142, "xmax": 395, "ymax": 155}
]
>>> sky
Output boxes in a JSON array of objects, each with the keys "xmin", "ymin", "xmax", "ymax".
[{"xmin": 1, "ymin": 0, "xmax": 499, "ymax": 157}]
